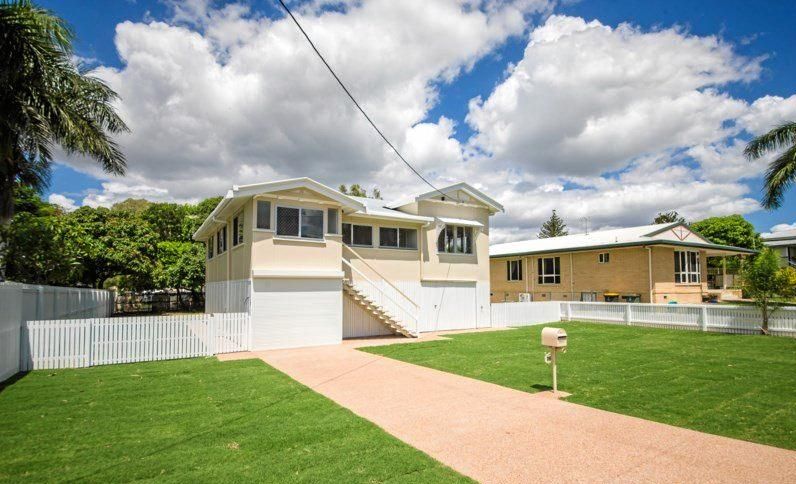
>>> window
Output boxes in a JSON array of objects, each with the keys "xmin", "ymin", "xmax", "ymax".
[
  {"xmin": 327, "ymin": 208, "xmax": 339, "ymax": 234},
  {"xmin": 598, "ymin": 252, "xmax": 609, "ymax": 264},
  {"xmin": 256, "ymin": 200, "xmax": 271, "ymax": 230},
  {"xmin": 507, "ymin": 260, "xmax": 523, "ymax": 281},
  {"xmin": 437, "ymin": 225, "xmax": 473, "ymax": 254},
  {"xmin": 207, "ymin": 234, "xmax": 214, "ymax": 259},
  {"xmin": 276, "ymin": 206, "xmax": 323, "ymax": 239},
  {"xmin": 232, "ymin": 212, "xmax": 244, "ymax": 246},
  {"xmin": 342, "ymin": 223, "xmax": 373, "ymax": 246},
  {"xmin": 537, "ymin": 257, "xmax": 560, "ymax": 284},
  {"xmin": 377, "ymin": 227, "xmax": 418, "ymax": 249},
  {"xmin": 674, "ymin": 250, "xmax": 701, "ymax": 283},
  {"xmin": 216, "ymin": 226, "xmax": 227, "ymax": 254}
]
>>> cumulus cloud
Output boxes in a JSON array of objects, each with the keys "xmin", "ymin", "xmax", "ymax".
[
  {"xmin": 48, "ymin": 194, "xmax": 78, "ymax": 212},
  {"xmin": 765, "ymin": 222, "xmax": 796, "ymax": 235},
  {"xmin": 59, "ymin": 5, "xmax": 796, "ymax": 239}
]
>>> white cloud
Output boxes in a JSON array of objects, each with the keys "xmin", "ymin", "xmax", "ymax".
[
  {"xmin": 59, "ymin": 6, "xmax": 796, "ymax": 242},
  {"xmin": 48, "ymin": 194, "xmax": 78, "ymax": 212},
  {"xmin": 766, "ymin": 222, "xmax": 796, "ymax": 235}
]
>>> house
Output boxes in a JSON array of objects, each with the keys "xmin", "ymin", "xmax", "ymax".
[
  {"xmin": 193, "ymin": 177, "xmax": 503, "ymax": 350},
  {"xmin": 489, "ymin": 223, "xmax": 754, "ymax": 304},
  {"xmin": 762, "ymin": 229, "xmax": 796, "ymax": 268}
]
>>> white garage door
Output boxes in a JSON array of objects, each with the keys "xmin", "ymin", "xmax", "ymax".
[
  {"xmin": 420, "ymin": 281, "xmax": 477, "ymax": 332},
  {"xmin": 251, "ymin": 277, "xmax": 342, "ymax": 350}
]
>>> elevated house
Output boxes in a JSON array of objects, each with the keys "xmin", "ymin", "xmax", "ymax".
[
  {"xmin": 193, "ymin": 177, "xmax": 503, "ymax": 350},
  {"xmin": 490, "ymin": 223, "xmax": 754, "ymax": 304},
  {"xmin": 762, "ymin": 229, "xmax": 796, "ymax": 268}
]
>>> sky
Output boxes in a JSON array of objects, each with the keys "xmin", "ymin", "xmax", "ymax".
[{"xmin": 39, "ymin": 0, "xmax": 796, "ymax": 242}]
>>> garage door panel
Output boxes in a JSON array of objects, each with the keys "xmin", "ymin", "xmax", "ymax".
[
  {"xmin": 420, "ymin": 282, "xmax": 477, "ymax": 332},
  {"xmin": 251, "ymin": 278, "xmax": 342, "ymax": 350}
]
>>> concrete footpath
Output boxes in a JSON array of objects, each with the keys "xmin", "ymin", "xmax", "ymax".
[{"xmin": 220, "ymin": 336, "xmax": 796, "ymax": 483}]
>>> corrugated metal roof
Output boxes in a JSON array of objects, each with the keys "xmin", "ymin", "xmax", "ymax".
[
  {"xmin": 489, "ymin": 223, "xmax": 753, "ymax": 257},
  {"xmin": 762, "ymin": 229, "xmax": 796, "ymax": 241},
  {"xmin": 348, "ymin": 196, "xmax": 433, "ymax": 222}
]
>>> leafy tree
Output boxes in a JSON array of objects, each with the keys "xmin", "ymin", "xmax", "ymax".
[
  {"xmin": 142, "ymin": 203, "xmax": 186, "ymax": 241},
  {"xmin": 653, "ymin": 211, "xmax": 685, "ymax": 224},
  {"xmin": 339, "ymin": 184, "xmax": 382, "ymax": 199},
  {"xmin": 0, "ymin": 0, "xmax": 128, "ymax": 224},
  {"xmin": 111, "ymin": 198, "xmax": 151, "ymax": 214},
  {"xmin": 740, "ymin": 248, "xmax": 796, "ymax": 334},
  {"xmin": 183, "ymin": 196, "xmax": 222, "ymax": 240},
  {"xmin": 744, "ymin": 121, "xmax": 796, "ymax": 209},
  {"xmin": 3, "ymin": 211, "xmax": 77, "ymax": 284},
  {"xmin": 154, "ymin": 241, "xmax": 204, "ymax": 308},
  {"xmin": 689, "ymin": 215, "xmax": 762, "ymax": 250},
  {"xmin": 538, "ymin": 210, "xmax": 568, "ymax": 238}
]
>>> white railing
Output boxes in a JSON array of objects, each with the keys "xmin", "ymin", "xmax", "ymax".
[
  {"xmin": 341, "ymin": 246, "xmax": 420, "ymax": 335},
  {"xmin": 560, "ymin": 301, "xmax": 796, "ymax": 336},
  {"xmin": 0, "ymin": 282, "xmax": 114, "ymax": 382},
  {"xmin": 20, "ymin": 313, "xmax": 250, "ymax": 371},
  {"xmin": 491, "ymin": 302, "xmax": 561, "ymax": 327}
]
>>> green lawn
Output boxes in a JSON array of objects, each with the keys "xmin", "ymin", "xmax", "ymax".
[
  {"xmin": 0, "ymin": 358, "xmax": 469, "ymax": 483},
  {"xmin": 361, "ymin": 323, "xmax": 796, "ymax": 450}
]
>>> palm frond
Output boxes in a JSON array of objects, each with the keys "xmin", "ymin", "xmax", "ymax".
[
  {"xmin": 761, "ymin": 145, "xmax": 796, "ymax": 210},
  {"xmin": 744, "ymin": 122, "xmax": 796, "ymax": 160}
]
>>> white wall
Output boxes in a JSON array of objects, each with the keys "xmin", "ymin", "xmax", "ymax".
[
  {"xmin": 250, "ymin": 277, "xmax": 342, "ymax": 350},
  {"xmin": 0, "ymin": 282, "xmax": 114, "ymax": 382},
  {"xmin": 205, "ymin": 279, "xmax": 251, "ymax": 313},
  {"xmin": 343, "ymin": 291, "xmax": 394, "ymax": 338}
]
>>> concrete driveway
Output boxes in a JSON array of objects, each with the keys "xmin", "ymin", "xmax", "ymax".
[{"xmin": 220, "ymin": 335, "xmax": 796, "ymax": 483}]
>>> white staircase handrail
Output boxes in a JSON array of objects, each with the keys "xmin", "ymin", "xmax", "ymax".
[{"xmin": 342, "ymin": 244, "xmax": 419, "ymax": 309}]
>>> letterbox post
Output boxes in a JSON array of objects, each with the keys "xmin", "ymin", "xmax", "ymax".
[{"xmin": 551, "ymin": 348, "xmax": 558, "ymax": 394}]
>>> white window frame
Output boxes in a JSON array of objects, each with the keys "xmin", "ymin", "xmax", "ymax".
[
  {"xmin": 378, "ymin": 226, "xmax": 418, "ymax": 250},
  {"xmin": 216, "ymin": 226, "xmax": 227, "ymax": 254},
  {"xmin": 598, "ymin": 252, "xmax": 609, "ymax": 264},
  {"xmin": 342, "ymin": 223, "xmax": 373, "ymax": 247},
  {"xmin": 537, "ymin": 256, "xmax": 561, "ymax": 285},
  {"xmin": 507, "ymin": 259, "xmax": 523, "ymax": 281},
  {"xmin": 326, "ymin": 208, "xmax": 340, "ymax": 235},
  {"xmin": 232, "ymin": 210, "xmax": 244, "ymax": 247},
  {"xmin": 275, "ymin": 204, "xmax": 325, "ymax": 240},
  {"xmin": 437, "ymin": 225, "xmax": 473, "ymax": 255},
  {"xmin": 674, "ymin": 250, "xmax": 701, "ymax": 284}
]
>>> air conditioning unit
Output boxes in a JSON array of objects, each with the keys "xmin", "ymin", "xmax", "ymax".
[{"xmin": 519, "ymin": 293, "xmax": 532, "ymax": 302}]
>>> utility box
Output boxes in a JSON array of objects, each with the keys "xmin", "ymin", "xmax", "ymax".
[{"xmin": 541, "ymin": 327, "xmax": 567, "ymax": 348}]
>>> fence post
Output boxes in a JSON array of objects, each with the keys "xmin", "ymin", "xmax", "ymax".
[
  {"xmin": 700, "ymin": 306, "xmax": 708, "ymax": 332},
  {"xmin": 565, "ymin": 302, "xmax": 572, "ymax": 321},
  {"xmin": 209, "ymin": 314, "xmax": 216, "ymax": 356},
  {"xmin": 625, "ymin": 304, "xmax": 632, "ymax": 326}
]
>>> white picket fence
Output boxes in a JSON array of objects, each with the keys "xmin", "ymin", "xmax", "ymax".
[
  {"xmin": 1, "ymin": 282, "xmax": 114, "ymax": 381},
  {"xmin": 559, "ymin": 301, "xmax": 796, "ymax": 336},
  {"xmin": 491, "ymin": 301, "xmax": 561, "ymax": 327},
  {"xmin": 20, "ymin": 313, "xmax": 250, "ymax": 371}
]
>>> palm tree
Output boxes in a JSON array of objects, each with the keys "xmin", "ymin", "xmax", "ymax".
[
  {"xmin": 0, "ymin": 0, "xmax": 128, "ymax": 224},
  {"xmin": 744, "ymin": 121, "xmax": 796, "ymax": 210}
]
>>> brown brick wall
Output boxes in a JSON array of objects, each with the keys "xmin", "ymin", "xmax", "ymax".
[{"xmin": 490, "ymin": 246, "xmax": 709, "ymax": 304}]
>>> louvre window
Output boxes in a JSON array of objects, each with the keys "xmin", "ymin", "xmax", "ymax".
[
  {"xmin": 327, "ymin": 208, "xmax": 339, "ymax": 234},
  {"xmin": 437, "ymin": 225, "xmax": 473, "ymax": 254},
  {"xmin": 256, "ymin": 201, "xmax": 271, "ymax": 230},
  {"xmin": 507, "ymin": 260, "xmax": 523, "ymax": 281},
  {"xmin": 398, "ymin": 228, "xmax": 417, "ymax": 249},
  {"xmin": 207, "ymin": 234, "xmax": 214, "ymax": 259},
  {"xmin": 232, "ymin": 212, "xmax": 244, "ymax": 246},
  {"xmin": 674, "ymin": 250, "xmax": 700, "ymax": 284},
  {"xmin": 353, "ymin": 224, "xmax": 372, "ymax": 246},
  {"xmin": 380, "ymin": 227, "xmax": 398, "ymax": 247},
  {"xmin": 216, "ymin": 226, "xmax": 227, "ymax": 254},
  {"xmin": 537, "ymin": 257, "xmax": 560, "ymax": 284}
]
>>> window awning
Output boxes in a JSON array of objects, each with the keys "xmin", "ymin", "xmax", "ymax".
[{"xmin": 436, "ymin": 216, "xmax": 483, "ymax": 228}]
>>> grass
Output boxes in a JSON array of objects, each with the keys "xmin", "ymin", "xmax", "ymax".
[
  {"xmin": 0, "ymin": 358, "xmax": 469, "ymax": 483},
  {"xmin": 361, "ymin": 322, "xmax": 796, "ymax": 450}
]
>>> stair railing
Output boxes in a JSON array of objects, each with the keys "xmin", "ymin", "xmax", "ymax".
[{"xmin": 341, "ymin": 245, "xmax": 420, "ymax": 335}]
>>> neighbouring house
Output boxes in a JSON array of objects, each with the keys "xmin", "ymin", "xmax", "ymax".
[
  {"xmin": 762, "ymin": 229, "xmax": 796, "ymax": 268},
  {"xmin": 193, "ymin": 177, "xmax": 503, "ymax": 350},
  {"xmin": 489, "ymin": 223, "xmax": 754, "ymax": 304}
]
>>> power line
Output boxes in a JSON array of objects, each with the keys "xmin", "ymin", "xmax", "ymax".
[{"xmin": 275, "ymin": 0, "xmax": 453, "ymax": 201}]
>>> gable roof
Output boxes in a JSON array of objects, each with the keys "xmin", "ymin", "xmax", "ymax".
[
  {"xmin": 192, "ymin": 178, "xmax": 365, "ymax": 240},
  {"xmin": 490, "ymin": 223, "xmax": 756, "ymax": 258},
  {"xmin": 389, "ymin": 182, "xmax": 504, "ymax": 214},
  {"xmin": 348, "ymin": 196, "xmax": 433, "ymax": 223}
]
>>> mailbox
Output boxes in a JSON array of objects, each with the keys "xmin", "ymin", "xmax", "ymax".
[{"xmin": 541, "ymin": 327, "xmax": 567, "ymax": 348}]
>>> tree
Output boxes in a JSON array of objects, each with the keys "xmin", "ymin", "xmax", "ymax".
[
  {"xmin": 653, "ymin": 211, "xmax": 685, "ymax": 224},
  {"xmin": 689, "ymin": 215, "xmax": 761, "ymax": 250},
  {"xmin": 141, "ymin": 203, "xmax": 186, "ymax": 241},
  {"xmin": 538, "ymin": 210, "xmax": 568, "ymax": 238},
  {"xmin": 0, "ymin": 0, "xmax": 129, "ymax": 224},
  {"xmin": 339, "ymin": 184, "xmax": 382, "ymax": 199},
  {"xmin": 744, "ymin": 121, "xmax": 796, "ymax": 209},
  {"xmin": 154, "ymin": 241, "xmax": 204, "ymax": 309},
  {"xmin": 740, "ymin": 248, "xmax": 796, "ymax": 334}
]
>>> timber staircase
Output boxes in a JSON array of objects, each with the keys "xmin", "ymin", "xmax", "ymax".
[{"xmin": 343, "ymin": 280, "xmax": 418, "ymax": 338}]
